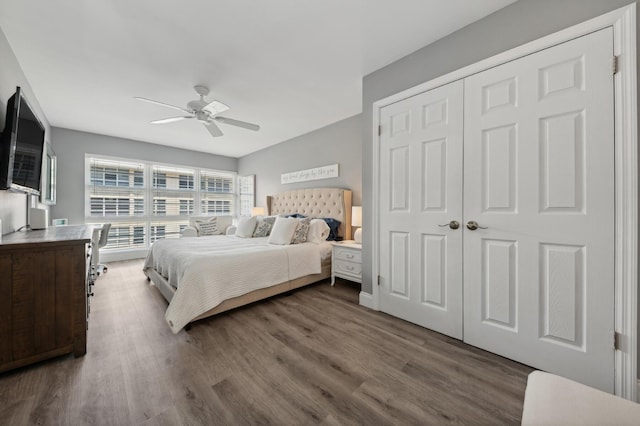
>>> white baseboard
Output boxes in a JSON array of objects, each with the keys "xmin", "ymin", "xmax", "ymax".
[{"xmin": 359, "ymin": 291, "xmax": 375, "ymax": 309}]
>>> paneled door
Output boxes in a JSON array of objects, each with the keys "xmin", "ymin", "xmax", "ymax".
[
  {"xmin": 379, "ymin": 80, "xmax": 464, "ymax": 339},
  {"xmin": 463, "ymin": 27, "xmax": 614, "ymax": 392},
  {"xmin": 377, "ymin": 27, "xmax": 615, "ymax": 392}
]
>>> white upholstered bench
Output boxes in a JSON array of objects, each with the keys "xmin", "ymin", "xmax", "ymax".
[
  {"xmin": 181, "ymin": 215, "xmax": 235, "ymax": 237},
  {"xmin": 521, "ymin": 371, "xmax": 640, "ymax": 425}
]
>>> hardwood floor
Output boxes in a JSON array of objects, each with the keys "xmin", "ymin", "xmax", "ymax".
[{"xmin": 0, "ymin": 259, "xmax": 533, "ymax": 425}]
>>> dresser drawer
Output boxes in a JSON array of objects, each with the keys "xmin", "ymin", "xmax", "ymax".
[
  {"xmin": 334, "ymin": 247, "xmax": 362, "ymax": 263},
  {"xmin": 334, "ymin": 259, "xmax": 362, "ymax": 277}
]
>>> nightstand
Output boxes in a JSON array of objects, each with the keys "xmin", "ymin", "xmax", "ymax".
[{"xmin": 331, "ymin": 241, "xmax": 362, "ymax": 285}]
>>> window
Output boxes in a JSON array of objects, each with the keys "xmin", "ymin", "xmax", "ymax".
[
  {"xmin": 107, "ymin": 222, "xmax": 146, "ymax": 249},
  {"xmin": 179, "ymin": 174, "xmax": 194, "ymax": 189},
  {"xmin": 86, "ymin": 155, "xmax": 236, "ymax": 252},
  {"xmin": 202, "ymin": 199, "xmax": 232, "ymax": 215},
  {"xmin": 200, "ymin": 170, "xmax": 235, "ymax": 215},
  {"xmin": 91, "ymin": 162, "xmax": 143, "ymax": 188},
  {"xmin": 88, "ymin": 159, "xmax": 145, "ymax": 221},
  {"xmin": 239, "ymin": 175, "xmax": 255, "ymax": 217},
  {"xmin": 153, "ymin": 172, "xmax": 166, "ymax": 188},
  {"xmin": 153, "ymin": 199, "xmax": 167, "ymax": 216},
  {"xmin": 179, "ymin": 199, "xmax": 194, "ymax": 215}
]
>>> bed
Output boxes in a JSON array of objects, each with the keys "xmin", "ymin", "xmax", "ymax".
[{"xmin": 143, "ymin": 187, "xmax": 352, "ymax": 333}]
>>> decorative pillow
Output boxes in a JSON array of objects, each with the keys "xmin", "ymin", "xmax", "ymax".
[
  {"xmin": 252, "ymin": 222, "xmax": 271, "ymax": 238},
  {"xmin": 307, "ymin": 219, "xmax": 331, "ymax": 243},
  {"xmin": 268, "ymin": 216, "xmax": 298, "ymax": 245},
  {"xmin": 194, "ymin": 217, "xmax": 220, "ymax": 236},
  {"xmin": 285, "ymin": 213, "xmax": 306, "ymax": 218},
  {"xmin": 291, "ymin": 217, "xmax": 311, "ymax": 244},
  {"xmin": 197, "ymin": 222, "xmax": 219, "ymax": 236},
  {"xmin": 236, "ymin": 216, "xmax": 257, "ymax": 238},
  {"xmin": 320, "ymin": 218, "xmax": 342, "ymax": 241},
  {"xmin": 252, "ymin": 216, "xmax": 276, "ymax": 237}
]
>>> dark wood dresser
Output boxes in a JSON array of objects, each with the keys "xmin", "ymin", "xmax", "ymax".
[{"xmin": 0, "ymin": 225, "xmax": 93, "ymax": 373}]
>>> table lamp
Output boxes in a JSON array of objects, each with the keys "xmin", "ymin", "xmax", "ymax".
[{"xmin": 352, "ymin": 206, "xmax": 362, "ymax": 244}]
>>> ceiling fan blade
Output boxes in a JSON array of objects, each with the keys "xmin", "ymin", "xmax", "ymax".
[
  {"xmin": 151, "ymin": 116, "xmax": 193, "ymax": 124},
  {"xmin": 204, "ymin": 121, "xmax": 224, "ymax": 137},
  {"xmin": 214, "ymin": 116, "xmax": 260, "ymax": 131},
  {"xmin": 202, "ymin": 100, "xmax": 230, "ymax": 115},
  {"xmin": 134, "ymin": 97, "xmax": 192, "ymax": 114}
]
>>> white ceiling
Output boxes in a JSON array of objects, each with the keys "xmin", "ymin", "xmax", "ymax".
[{"xmin": 0, "ymin": 0, "xmax": 515, "ymax": 158}]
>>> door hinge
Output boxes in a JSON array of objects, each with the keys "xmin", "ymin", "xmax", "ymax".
[
  {"xmin": 378, "ymin": 125, "xmax": 382, "ymax": 136},
  {"xmin": 377, "ymin": 275, "xmax": 381, "ymax": 286},
  {"xmin": 614, "ymin": 331, "xmax": 621, "ymax": 350},
  {"xmin": 613, "ymin": 55, "xmax": 619, "ymax": 75}
]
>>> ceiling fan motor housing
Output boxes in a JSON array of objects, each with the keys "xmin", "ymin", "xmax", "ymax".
[
  {"xmin": 187, "ymin": 99, "xmax": 208, "ymax": 111},
  {"xmin": 194, "ymin": 111, "xmax": 209, "ymax": 122}
]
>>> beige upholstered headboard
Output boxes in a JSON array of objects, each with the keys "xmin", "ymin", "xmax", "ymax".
[{"xmin": 267, "ymin": 188, "xmax": 353, "ymax": 240}]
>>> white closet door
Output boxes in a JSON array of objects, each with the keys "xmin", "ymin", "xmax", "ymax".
[
  {"xmin": 463, "ymin": 28, "xmax": 614, "ymax": 392},
  {"xmin": 379, "ymin": 80, "xmax": 464, "ymax": 338}
]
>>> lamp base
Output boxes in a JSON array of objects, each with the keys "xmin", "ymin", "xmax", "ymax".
[{"xmin": 354, "ymin": 227, "xmax": 362, "ymax": 244}]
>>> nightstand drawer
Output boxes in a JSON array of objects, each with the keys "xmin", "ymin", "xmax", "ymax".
[
  {"xmin": 334, "ymin": 247, "xmax": 362, "ymax": 263},
  {"xmin": 334, "ymin": 259, "xmax": 362, "ymax": 277},
  {"xmin": 331, "ymin": 241, "xmax": 362, "ymax": 286}
]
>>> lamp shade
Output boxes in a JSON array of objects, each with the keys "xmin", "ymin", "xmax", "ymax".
[
  {"xmin": 252, "ymin": 206, "xmax": 266, "ymax": 216},
  {"xmin": 352, "ymin": 206, "xmax": 362, "ymax": 227}
]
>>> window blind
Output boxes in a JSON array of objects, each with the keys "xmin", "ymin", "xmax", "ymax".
[
  {"xmin": 86, "ymin": 156, "xmax": 236, "ymax": 252},
  {"xmin": 89, "ymin": 159, "xmax": 145, "ymax": 218},
  {"xmin": 200, "ymin": 170, "xmax": 234, "ymax": 215}
]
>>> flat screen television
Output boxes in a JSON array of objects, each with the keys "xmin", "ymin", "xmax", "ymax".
[{"xmin": 0, "ymin": 86, "xmax": 45, "ymax": 195}]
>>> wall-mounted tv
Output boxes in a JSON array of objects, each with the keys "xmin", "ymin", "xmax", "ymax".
[{"xmin": 0, "ymin": 86, "xmax": 45, "ymax": 195}]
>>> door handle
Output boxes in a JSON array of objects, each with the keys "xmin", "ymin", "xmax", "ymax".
[
  {"xmin": 438, "ymin": 220, "xmax": 460, "ymax": 230},
  {"xmin": 466, "ymin": 221, "xmax": 488, "ymax": 231}
]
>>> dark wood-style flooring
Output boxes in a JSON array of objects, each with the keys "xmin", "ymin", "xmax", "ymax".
[{"xmin": 0, "ymin": 259, "xmax": 533, "ymax": 425}]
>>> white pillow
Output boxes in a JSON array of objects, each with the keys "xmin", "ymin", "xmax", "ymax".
[
  {"xmin": 307, "ymin": 219, "xmax": 331, "ymax": 243},
  {"xmin": 236, "ymin": 216, "xmax": 258, "ymax": 238},
  {"xmin": 194, "ymin": 217, "xmax": 220, "ymax": 236},
  {"xmin": 268, "ymin": 216, "xmax": 298, "ymax": 245},
  {"xmin": 197, "ymin": 222, "xmax": 219, "ymax": 236}
]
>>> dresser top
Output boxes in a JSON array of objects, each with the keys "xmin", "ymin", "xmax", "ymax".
[{"xmin": 0, "ymin": 225, "xmax": 94, "ymax": 249}]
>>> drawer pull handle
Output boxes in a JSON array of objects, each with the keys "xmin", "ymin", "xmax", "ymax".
[
  {"xmin": 346, "ymin": 254, "xmax": 354, "ymax": 259},
  {"xmin": 346, "ymin": 266, "xmax": 354, "ymax": 270}
]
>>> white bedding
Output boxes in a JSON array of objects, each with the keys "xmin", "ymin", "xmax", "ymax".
[{"xmin": 143, "ymin": 235, "xmax": 330, "ymax": 333}]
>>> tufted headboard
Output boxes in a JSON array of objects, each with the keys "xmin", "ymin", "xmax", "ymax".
[{"xmin": 267, "ymin": 188, "xmax": 353, "ymax": 240}]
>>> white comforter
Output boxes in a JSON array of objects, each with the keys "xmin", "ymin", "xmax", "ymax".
[{"xmin": 143, "ymin": 235, "xmax": 326, "ymax": 333}]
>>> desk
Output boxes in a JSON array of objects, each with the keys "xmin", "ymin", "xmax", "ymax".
[{"xmin": 0, "ymin": 225, "xmax": 92, "ymax": 372}]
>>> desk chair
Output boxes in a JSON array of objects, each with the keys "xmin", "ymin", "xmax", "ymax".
[{"xmin": 91, "ymin": 223, "xmax": 111, "ymax": 278}]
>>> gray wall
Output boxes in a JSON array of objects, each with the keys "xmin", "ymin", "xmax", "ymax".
[
  {"xmin": 361, "ymin": 0, "xmax": 639, "ymax": 296},
  {"xmin": 0, "ymin": 26, "xmax": 52, "ymax": 235},
  {"xmin": 238, "ymin": 114, "xmax": 362, "ymax": 208},
  {"xmin": 50, "ymin": 127, "xmax": 237, "ymax": 225}
]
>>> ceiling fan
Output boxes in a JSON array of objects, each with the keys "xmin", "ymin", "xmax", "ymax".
[{"xmin": 134, "ymin": 85, "xmax": 260, "ymax": 138}]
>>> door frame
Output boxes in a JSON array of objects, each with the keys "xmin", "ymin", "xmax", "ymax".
[{"xmin": 370, "ymin": 4, "xmax": 637, "ymax": 400}]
